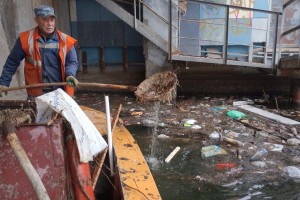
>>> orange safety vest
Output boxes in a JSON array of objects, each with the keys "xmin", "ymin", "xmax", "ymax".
[{"xmin": 19, "ymin": 27, "xmax": 77, "ymax": 96}]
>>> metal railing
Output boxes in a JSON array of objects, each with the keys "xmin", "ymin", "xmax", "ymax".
[
  {"xmin": 171, "ymin": 0, "xmax": 282, "ymax": 69},
  {"xmin": 112, "ymin": 0, "xmax": 299, "ymax": 69}
]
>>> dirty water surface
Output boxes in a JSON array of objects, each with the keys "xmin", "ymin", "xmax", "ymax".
[{"xmin": 75, "ymin": 92, "xmax": 300, "ymax": 199}]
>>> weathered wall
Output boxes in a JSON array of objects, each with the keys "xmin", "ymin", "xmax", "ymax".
[{"xmin": 143, "ymin": 0, "xmax": 174, "ymax": 77}]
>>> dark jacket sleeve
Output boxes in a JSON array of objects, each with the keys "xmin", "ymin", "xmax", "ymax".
[
  {"xmin": 65, "ymin": 46, "xmax": 79, "ymax": 78},
  {"xmin": 0, "ymin": 38, "xmax": 26, "ymax": 86}
]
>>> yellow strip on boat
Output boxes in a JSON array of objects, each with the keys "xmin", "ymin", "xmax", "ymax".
[{"xmin": 81, "ymin": 106, "xmax": 162, "ymax": 200}]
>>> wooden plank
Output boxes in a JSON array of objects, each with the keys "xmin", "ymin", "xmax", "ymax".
[
  {"xmin": 113, "ymin": 126, "xmax": 162, "ymax": 199},
  {"xmin": 239, "ymin": 105, "xmax": 300, "ymax": 125},
  {"xmin": 91, "ymin": 148, "xmax": 107, "ymax": 189},
  {"xmin": 81, "ymin": 106, "xmax": 161, "ymax": 199}
]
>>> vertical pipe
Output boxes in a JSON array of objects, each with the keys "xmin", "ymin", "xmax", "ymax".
[
  {"xmin": 134, "ymin": 0, "xmax": 137, "ymax": 29},
  {"xmin": 264, "ymin": 0, "xmax": 272, "ymax": 64},
  {"xmin": 278, "ymin": 6, "xmax": 285, "ymax": 66},
  {"xmin": 139, "ymin": 0, "xmax": 141, "ymax": 21},
  {"xmin": 169, "ymin": 0, "xmax": 172, "ymax": 60},
  {"xmin": 298, "ymin": 47, "xmax": 300, "ymax": 68},
  {"xmin": 178, "ymin": 2, "xmax": 181, "ymax": 51},
  {"xmin": 223, "ymin": 6, "xmax": 229, "ymax": 64},
  {"xmin": 105, "ymin": 96, "xmax": 114, "ymax": 177},
  {"xmin": 272, "ymin": 13, "xmax": 279, "ymax": 70},
  {"xmin": 100, "ymin": 47, "xmax": 105, "ymax": 72}
]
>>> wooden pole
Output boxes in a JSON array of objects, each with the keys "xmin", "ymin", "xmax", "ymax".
[
  {"xmin": 2, "ymin": 120, "xmax": 50, "ymax": 200},
  {"xmin": 0, "ymin": 82, "xmax": 137, "ymax": 93}
]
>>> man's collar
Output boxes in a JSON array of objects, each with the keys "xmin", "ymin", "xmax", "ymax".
[{"xmin": 37, "ymin": 28, "xmax": 57, "ymax": 40}]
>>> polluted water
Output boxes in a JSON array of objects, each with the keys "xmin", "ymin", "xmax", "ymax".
[
  {"xmin": 146, "ymin": 101, "xmax": 161, "ymax": 170},
  {"xmin": 75, "ymin": 93, "xmax": 300, "ymax": 199}
]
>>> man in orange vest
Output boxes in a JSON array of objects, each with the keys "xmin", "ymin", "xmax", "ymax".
[{"xmin": 0, "ymin": 5, "xmax": 79, "ymax": 99}]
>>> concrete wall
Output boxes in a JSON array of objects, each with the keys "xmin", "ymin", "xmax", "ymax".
[{"xmin": 143, "ymin": 0, "xmax": 174, "ymax": 77}]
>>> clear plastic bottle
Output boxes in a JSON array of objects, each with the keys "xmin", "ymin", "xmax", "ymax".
[{"xmin": 249, "ymin": 149, "xmax": 268, "ymax": 161}]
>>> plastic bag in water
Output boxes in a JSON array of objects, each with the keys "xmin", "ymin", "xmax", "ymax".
[{"xmin": 226, "ymin": 110, "xmax": 246, "ymax": 119}]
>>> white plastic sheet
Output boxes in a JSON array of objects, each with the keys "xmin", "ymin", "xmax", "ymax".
[{"xmin": 35, "ymin": 89, "xmax": 107, "ymax": 163}]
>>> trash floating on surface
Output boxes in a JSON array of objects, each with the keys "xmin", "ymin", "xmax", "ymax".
[
  {"xmin": 263, "ymin": 142, "xmax": 283, "ymax": 152},
  {"xmin": 222, "ymin": 136, "xmax": 244, "ymax": 147},
  {"xmin": 233, "ymin": 100, "xmax": 254, "ymax": 106},
  {"xmin": 131, "ymin": 111, "xmax": 143, "ymax": 116},
  {"xmin": 226, "ymin": 110, "xmax": 246, "ymax": 119},
  {"xmin": 201, "ymin": 145, "xmax": 227, "ymax": 158},
  {"xmin": 249, "ymin": 149, "xmax": 268, "ymax": 162},
  {"xmin": 282, "ymin": 166, "xmax": 300, "ymax": 180},
  {"xmin": 191, "ymin": 125, "xmax": 201, "ymax": 129},
  {"xmin": 182, "ymin": 119, "xmax": 197, "ymax": 127},
  {"xmin": 209, "ymin": 131, "xmax": 220, "ymax": 140},
  {"xmin": 211, "ymin": 106, "xmax": 227, "ymax": 111},
  {"xmin": 215, "ymin": 163, "xmax": 237, "ymax": 171},
  {"xmin": 157, "ymin": 134, "xmax": 170, "ymax": 139},
  {"xmin": 165, "ymin": 146, "xmax": 180, "ymax": 163}
]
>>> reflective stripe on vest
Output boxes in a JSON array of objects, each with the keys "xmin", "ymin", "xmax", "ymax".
[
  {"xmin": 28, "ymin": 29, "xmax": 34, "ymax": 59},
  {"xmin": 60, "ymin": 33, "xmax": 68, "ymax": 63},
  {"xmin": 26, "ymin": 29, "xmax": 42, "ymax": 67},
  {"xmin": 26, "ymin": 30, "xmax": 68, "ymax": 67}
]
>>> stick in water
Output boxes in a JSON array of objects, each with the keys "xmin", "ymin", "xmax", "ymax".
[{"xmin": 165, "ymin": 146, "xmax": 180, "ymax": 163}]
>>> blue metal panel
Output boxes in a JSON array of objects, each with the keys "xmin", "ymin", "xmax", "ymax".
[
  {"xmin": 75, "ymin": 0, "xmax": 144, "ymax": 64},
  {"xmin": 104, "ymin": 47, "xmax": 123, "ymax": 64},
  {"xmin": 128, "ymin": 47, "xmax": 144, "ymax": 63},
  {"xmin": 228, "ymin": 18, "xmax": 252, "ymax": 46},
  {"xmin": 183, "ymin": 1, "xmax": 200, "ymax": 20},
  {"xmin": 180, "ymin": 20, "xmax": 200, "ymax": 56},
  {"xmin": 200, "ymin": 2, "xmax": 226, "ymax": 19},
  {"xmin": 253, "ymin": 0, "xmax": 269, "ymax": 18},
  {"xmin": 77, "ymin": 0, "xmax": 101, "ymax": 21},
  {"xmin": 81, "ymin": 47, "xmax": 100, "ymax": 66}
]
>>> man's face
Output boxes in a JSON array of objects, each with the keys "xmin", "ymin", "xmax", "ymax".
[{"xmin": 35, "ymin": 16, "xmax": 56, "ymax": 36}]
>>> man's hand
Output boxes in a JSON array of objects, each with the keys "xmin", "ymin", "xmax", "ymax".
[
  {"xmin": 0, "ymin": 85, "xmax": 8, "ymax": 97},
  {"xmin": 66, "ymin": 76, "xmax": 79, "ymax": 87}
]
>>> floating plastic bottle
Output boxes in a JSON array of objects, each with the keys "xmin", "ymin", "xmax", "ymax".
[{"xmin": 249, "ymin": 149, "xmax": 268, "ymax": 161}]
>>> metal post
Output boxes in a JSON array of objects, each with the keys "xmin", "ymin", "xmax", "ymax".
[
  {"xmin": 248, "ymin": 43, "xmax": 253, "ymax": 63},
  {"xmin": 272, "ymin": 13, "xmax": 279, "ymax": 70},
  {"xmin": 134, "ymin": 0, "xmax": 137, "ymax": 29},
  {"xmin": 278, "ymin": 7, "xmax": 285, "ymax": 65},
  {"xmin": 298, "ymin": 47, "xmax": 300, "ymax": 68},
  {"xmin": 223, "ymin": 6, "xmax": 229, "ymax": 64},
  {"xmin": 100, "ymin": 47, "xmax": 105, "ymax": 72},
  {"xmin": 105, "ymin": 96, "xmax": 114, "ymax": 177},
  {"xmin": 169, "ymin": 0, "xmax": 172, "ymax": 61},
  {"xmin": 139, "ymin": 0, "xmax": 141, "ymax": 21},
  {"xmin": 264, "ymin": 0, "xmax": 272, "ymax": 64}
]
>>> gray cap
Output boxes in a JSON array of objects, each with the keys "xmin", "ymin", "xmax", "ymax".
[{"xmin": 34, "ymin": 5, "xmax": 56, "ymax": 18}]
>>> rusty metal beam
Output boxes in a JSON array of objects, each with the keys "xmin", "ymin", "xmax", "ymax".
[
  {"xmin": 282, "ymin": 25, "xmax": 300, "ymax": 37},
  {"xmin": 273, "ymin": 13, "xmax": 279, "ymax": 70},
  {"xmin": 223, "ymin": 6, "xmax": 229, "ymax": 64},
  {"xmin": 283, "ymin": 0, "xmax": 297, "ymax": 9}
]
